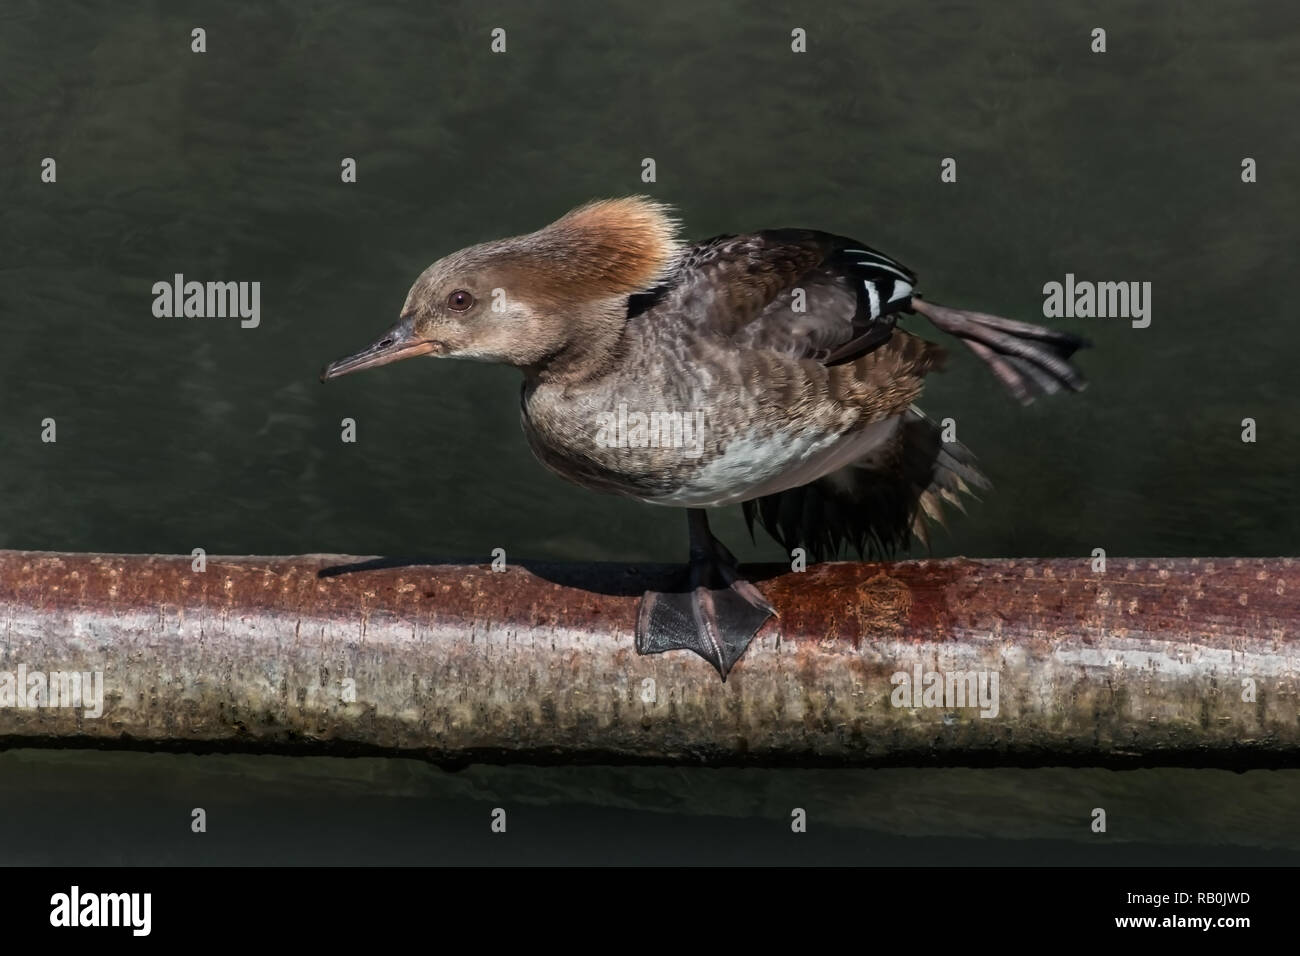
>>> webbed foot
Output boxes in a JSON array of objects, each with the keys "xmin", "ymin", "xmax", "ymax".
[{"xmin": 635, "ymin": 510, "xmax": 775, "ymax": 680}]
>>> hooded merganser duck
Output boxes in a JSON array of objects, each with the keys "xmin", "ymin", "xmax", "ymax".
[{"xmin": 322, "ymin": 198, "xmax": 1088, "ymax": 679}]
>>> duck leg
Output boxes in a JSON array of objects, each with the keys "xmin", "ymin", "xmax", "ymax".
[{"xmin": 635, "ymin": 509, "xmax": 776, "ymax": 680}]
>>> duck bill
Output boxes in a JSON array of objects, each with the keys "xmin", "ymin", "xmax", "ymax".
[{"xmin": 320, "ymin": 319, "xmax": 437, "ymax": 382}]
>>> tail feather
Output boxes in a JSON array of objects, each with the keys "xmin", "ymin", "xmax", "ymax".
[
  {"xmin": 742, "ymin": 408, "xmax": 990, "ymax": 562},
  {"xmin": 910, "ymin": 298, "xmax": 1089, "ymax": 403}
]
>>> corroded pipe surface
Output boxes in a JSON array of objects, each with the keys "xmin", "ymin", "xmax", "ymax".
[{"xmin": 0, "ymin": 551, "xmax": 1296, "ymax": 766}]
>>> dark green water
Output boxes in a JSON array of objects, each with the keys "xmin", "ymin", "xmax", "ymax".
[{"xmin": 2, "ymin": 0, "xmax": 1298, "ymax": 863}]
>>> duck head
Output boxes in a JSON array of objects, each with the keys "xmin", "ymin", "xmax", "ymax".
[{"xmin": 321, "ymin": 197, "xmax": 680, "ymax": 383}]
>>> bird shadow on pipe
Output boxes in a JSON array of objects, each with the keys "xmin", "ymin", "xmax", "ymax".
[{"xmin": 315, "ymin": 555, "xmax": 791, "ymax": 597}]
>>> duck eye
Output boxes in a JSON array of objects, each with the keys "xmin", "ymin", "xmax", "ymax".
[{"xmin": 447, "ymin": 290, "xmax": 474, "ymax": 312}]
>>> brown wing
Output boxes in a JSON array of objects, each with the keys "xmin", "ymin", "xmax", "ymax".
[
  {"xmin": 632, "ymin": 229, "xmax": 922, "ymax": 366},
  {"xmin": 631, "ymin": 231, "xmax": 831, "ymax": 336}
]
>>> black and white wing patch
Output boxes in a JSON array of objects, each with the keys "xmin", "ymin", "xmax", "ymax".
[
  {"xmin": 837, "ymin": 244, "xmax": 917, "ymax": 320},
  {"xmin": 818, "ymin": 243, "xmax": 919, "ymax": 366}
]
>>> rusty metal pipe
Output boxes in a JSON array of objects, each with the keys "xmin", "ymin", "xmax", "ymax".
[{"xmin": 0, "ymin": 550, "xmax": 1296, "ymax": 766}]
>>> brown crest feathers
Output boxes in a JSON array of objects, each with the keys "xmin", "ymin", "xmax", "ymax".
[{"xmin": 501, "ymin": 197, "xmax": 682, "ymax": 306}]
